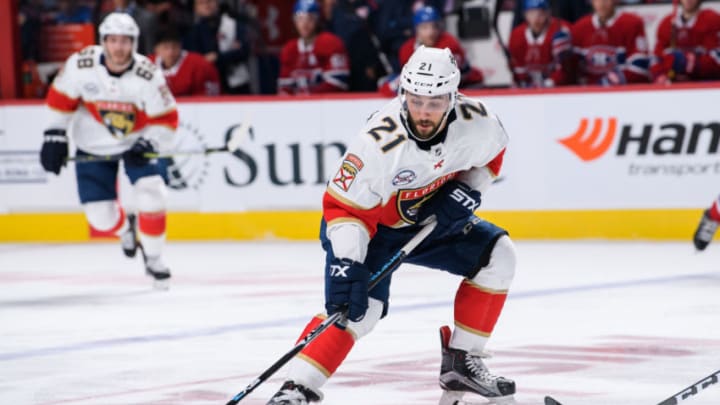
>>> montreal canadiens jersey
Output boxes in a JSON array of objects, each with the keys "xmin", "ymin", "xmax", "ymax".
[
  {"xmin": 46, "ymin": 45, "xmax": 179, "ymax": 156},
  {"xmin": 653, "ymin": 8, "xmax": 720, "ymax": 80},
  {"xmin": 323, "ymin": 94, "xmax": 507, "ymax": 251},
  {"xmin": 278, "ymin": 32, "xmax": 350, "ymax": 95},
  {"xmin": 508, "ymin": 18, "xmax": 572, "ymax": 87},
  {"xmin": 571, "ymin": 12, "xmax": 650, "ymax": 84},
  {"xmin": 150, "ymin": 50, "xmax": 221, "ymax": 96}
]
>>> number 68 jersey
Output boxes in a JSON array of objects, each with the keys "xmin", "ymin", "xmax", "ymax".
[
  {"xmin": 45, "ymin": 45, "xmax": 179, "ymax": 156},
  {"xmin": 323, "ymin": 94, "xmax": 508, "ymax": 249}
]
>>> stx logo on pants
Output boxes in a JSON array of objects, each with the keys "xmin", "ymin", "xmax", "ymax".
[
  {"xmin": 329, "ymin": 264, "xmax": 349, "ymax": 277},
  {"xmin": 558, "ymin": 118, "xmax": 617, "ymax": 161}
]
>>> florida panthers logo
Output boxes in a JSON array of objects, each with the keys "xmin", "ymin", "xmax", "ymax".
[
  {"xmin": 96, "ymin": 101, "xmax": 137, "ymax": 138},
  {"xmin": 396, "ymin": 173, "xmax": 456, "ymax": 224}
]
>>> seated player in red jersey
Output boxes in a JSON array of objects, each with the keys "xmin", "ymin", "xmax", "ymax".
[
  {"xmin": 508, "ymin": 0, "xmax": 573, "ymax": 87},
  {"xmin": 277, "ymin": 0, "xmax": 350, "ymax": 95},
  {"xmin": 150, "ymin": 28, "xmax": 221, "ymax": 97},
  {"xmin": 399, "ymin": 6, "xmax": 483, "ymax": 88},
  {"xmin": 570, "ymin": 0, "xmax": 651, "ymax": 85},
  {"xmin": 652, "ymin": 0, "xmax": 720, "ymax": 83},
  {"xmin": 380, "ymin": 6, "xmax": 483, "ymax": 96}
]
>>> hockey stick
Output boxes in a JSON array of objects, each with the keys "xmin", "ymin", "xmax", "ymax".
[
  {"xmin": 657, "ymin": 368, "xmax": 720, "ymax": 405},
  {"xmin": 667, "ymin": 0, "xmax": 680, "ymax": 81},
  {"xmin": 492, "ymin": 0, "xmax": 513, "ymax": 75},
  {"xmin": 66, "ymin": 121, "xmax": 252, "ymax": 163},
  {"xmin": 225, "ymin": 218, "xmax": 438, "ymax": 405},
  {"xmin": 545, "ymin": 368, "xmax": 720, "ymax": 405}
]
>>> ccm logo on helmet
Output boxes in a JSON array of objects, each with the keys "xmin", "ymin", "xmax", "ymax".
[{"xmin": 450, "ymin": 189, "xmax": 480, "ymax": 211}]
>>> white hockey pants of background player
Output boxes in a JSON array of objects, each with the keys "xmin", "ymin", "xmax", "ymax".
[
  {"xmin": 82, "ymin": 175, "xmax": 168, "ymax": 258},
  {"xmin": 280, "ymin": 235, "xmax": 517, "ymax": 399}
]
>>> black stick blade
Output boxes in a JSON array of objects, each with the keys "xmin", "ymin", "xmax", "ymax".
[{"xmin": 545, "ymin": 396, "xmax": 563, "ymax": 405}]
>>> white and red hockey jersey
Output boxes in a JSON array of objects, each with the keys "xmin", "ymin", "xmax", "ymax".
[
  {"xmin": 46, "ymin": 45, "xmax": 179, "ymax": 156},
  {"xmin": 323, "ymin": 94, "xmax": 507, "ymax": 262}
]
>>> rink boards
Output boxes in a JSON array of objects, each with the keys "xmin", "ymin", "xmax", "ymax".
[{"xmin": 1, "ymin": 83, "xmax": 719, "ymax": 241}]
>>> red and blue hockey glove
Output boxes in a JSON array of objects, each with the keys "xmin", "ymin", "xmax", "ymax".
[
  {"xmin": 325, "ymin": 257, "xmax": 370, "ymax": 322},
  {"xmin": 668, "ymin": 50, "xmax": 696, "ymax": 75},
  {"xmin": 40, "ymin": 128, "xmax": 68, "ymax": 175},
  {"xmin": 419, "ymin": 180, "xmax": 481, "ymax": 237},
  {"xmin": 123, "ymin": 138, "xmax": 156, "ymax": 167}
]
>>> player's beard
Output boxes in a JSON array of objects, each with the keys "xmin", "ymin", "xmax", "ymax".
[{"xmin": 410, "ymin": 116, "xmax": 441, "ymax": 140}]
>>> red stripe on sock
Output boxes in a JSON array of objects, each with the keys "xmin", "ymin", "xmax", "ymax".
[
  {"xmin": 138, "ymin": 212, "xmax": 166, "ymax": 236},
  {"xmin": 454, "ymin": 279, "xmax": 508, "ymax": 335},
  {"xmin": 710, "ymin": 200, "xmax": 720, "ymax": 221},
  {"xmin": 297, "ymin": 315, "xmax": 355, "ymax": 376}
]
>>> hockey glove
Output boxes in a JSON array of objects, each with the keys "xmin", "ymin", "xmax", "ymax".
[
  {"xmin": 599, "ymin": 69, "xmax": 626, "ymax": 86},
  {"xmin": 165, "ymin": 158, "xmax": 187, "ymax": 190},
  {"xmin": 419, "ymin": 180, "xmax": 481, "ymax": 237},
  {"xmin": 123, "ymin": 138, "xmax": 156, "ymax": 167},
  {"xmin": 668, "ymin": 50, "xmax": 696, "ymax": 75},
  {"xmin": 40, "ymin": 129, "xmax": 68, "ymax": 175},
  {"xmin": 325, "ymin": 257, "xmax": 370, "ymax": 322}
]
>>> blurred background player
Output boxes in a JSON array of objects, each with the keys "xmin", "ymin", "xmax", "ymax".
[
  {"xmin": 399, "ymin": 5, "xmax": 483, "ymax": 88},
  {"xmin": 150, "ymin": 27, "xmax": 221, "ymax": 96},
  {"xmin": 183, "ymin": 0, "xmax": 252, "ymax": 94},
  {"xmin": 277, "ymin": 0, "xmax": 350, "ymax": 95},
  {"xmin": 508, "ymin": 0, "xmax": 573, "ymax": 87},
  {"xmin": 652, "ymin": 0, "xmax": 720, "ymax": 84},
  {"xmin": 266, "ymin": 46, "xmax": 516, "ymax": 405},
  {"xmin": 380, "ymin": 5, "xmax": 483, "ymax": 95},
  {"xmin": 570, "ymin": 0, "xmax": 651, "ymax": 85},
  {"xmin": 40, "ymin": 12, "xmax": 178, "ymax": 288},
  {"xmin": 693, "ymin": 195, "xmax": 720, "ymax": 251}
]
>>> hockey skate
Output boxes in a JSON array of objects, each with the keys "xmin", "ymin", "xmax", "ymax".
[
  {"xmin": 438, "ymin": 326, "xmax": 515, "ymax": 405},
  {"xmin": 120, "ymin": 213, "xmax": 139, "ymax": 258},
  {"xmin": 143, "ymin": 253, "xmax": 171, "ymax": 290},
  {"xmin": 266, "ymin": 381, "xmax": 322, "ymax": 405},
  {"xmin": 693, "ymin": 209, "xmax": 718, "ymax": 251}
]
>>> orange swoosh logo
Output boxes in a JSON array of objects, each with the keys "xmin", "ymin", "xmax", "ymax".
[{"xmin": 558, "ymin": 118, "xmax": 618, "ymax": 161}]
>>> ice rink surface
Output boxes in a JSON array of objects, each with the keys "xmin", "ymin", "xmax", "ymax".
[{"xmin": 2, "ymin": 239, "xmax": 720, "ymax": 405}]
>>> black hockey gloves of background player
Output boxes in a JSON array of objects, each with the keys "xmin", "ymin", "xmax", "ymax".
[
  {"xmin": 325, "ymin": 257, "xmax": 370, "ymax": 322},
  {"xmin": 418, "ymin": 180, "xmax": 481, "ymax": 238},
  {"xmin": 40, "ymin": 129, "xmax": 68, "ymax": 175},
  {"xmin": 123, "ymin": 138, "xmax": 156, "ymax": 167}
]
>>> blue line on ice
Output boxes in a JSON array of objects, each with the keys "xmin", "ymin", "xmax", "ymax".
[{"xmin": 1, "ymin": 272, "xmax": 715, "ymax": 362}]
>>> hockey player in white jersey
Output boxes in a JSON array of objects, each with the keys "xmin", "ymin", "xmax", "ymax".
[
  {"xmin": 40, "ymin": 13, "xmax": 178, "ymax": 288},
  {"xmin": 266, "ymin": 46, "xmax": 516, "ymax": 404}
]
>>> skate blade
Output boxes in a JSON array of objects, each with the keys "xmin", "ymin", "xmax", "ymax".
[
  {"xmin": 153, "ymin": 278, "xmax": 170, "ymax": 290},
  {"xmin": 440, "ymin": 391, "xmax": 516, "ymax": 405},
  {"xmin": 439, "ymin": 390, "xmax": 464, "ymax": 405}
]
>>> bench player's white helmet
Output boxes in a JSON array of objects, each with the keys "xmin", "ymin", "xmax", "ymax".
[
  {"xmin": 399, "ymin": 45, "xmax": 461, "ymax": 141},
  {"xmin": 99, "ymin": 12, "xmax": 140, "ymax": 53}
]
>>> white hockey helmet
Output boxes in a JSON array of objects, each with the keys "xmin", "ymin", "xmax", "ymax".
[
  {"xmin": 399, "ymin": 46, "xmax": 461, "ymax": 141},
  {"xmin": 98, "ymin": 12, "xmax": 140, "ymax": 52}
]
